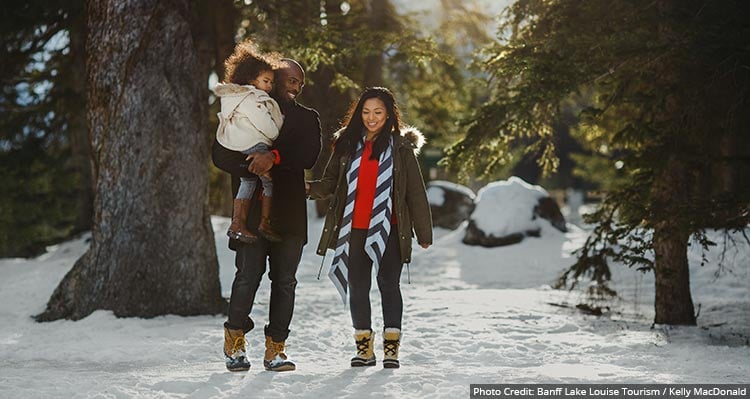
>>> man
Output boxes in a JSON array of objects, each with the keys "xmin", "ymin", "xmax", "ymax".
[{"xmin": 212, "ymin": 59, "xmax": 321, "ymax": 372}]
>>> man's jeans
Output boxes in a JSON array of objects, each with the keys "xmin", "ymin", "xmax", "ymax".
[{"xmin": 225, "ymin": 235, "xmax": 304, "ymax": 342}]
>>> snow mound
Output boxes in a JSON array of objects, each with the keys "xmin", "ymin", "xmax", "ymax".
[
  {"xmin": 427, "ymin": 180, "xmax": 476, "ymax": 230},
  {"xmin": 464, "ymin": 177, "xmax": 565, "ymax": 246},
  {"xmin": 427, "ymin": 180, "xmax": 475, "ymax": 205},
  {"xmin": 473, "ymin": 177, "xmax": 548, "ymax": 236}
]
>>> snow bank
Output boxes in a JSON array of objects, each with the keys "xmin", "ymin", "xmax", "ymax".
[
  {"xmin": 427, "ymin": 180, "xmax": 475, "ymax": 206},
  {"xmin": 426, "ymin": 186, "xmax": 445, "ymax": 206},
  {"xmin": 471, "ymin": 176, "xmax": 549, "ymax": 237},
  {"xmin": 0, "ymin": 212, "xmax": 748, "ymax": 398}
]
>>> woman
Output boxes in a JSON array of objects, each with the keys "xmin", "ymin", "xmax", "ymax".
[{"xmin": 306, "ymin": 87, "xmax": 432, "ymax": 369}]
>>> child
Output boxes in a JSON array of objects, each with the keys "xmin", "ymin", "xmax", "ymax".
[{"xmin": 213, "ymin": 40, "xmax": 283, "ymax": 243}]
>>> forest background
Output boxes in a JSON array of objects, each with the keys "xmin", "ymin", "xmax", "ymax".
[{"xmin": 1, "ymin": 0, "xmax": 748, "ymax": 326}]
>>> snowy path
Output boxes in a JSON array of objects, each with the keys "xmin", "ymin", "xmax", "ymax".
[{"xmin": 0, "ymin": 213, "xmax": 748, "ymax": 398}]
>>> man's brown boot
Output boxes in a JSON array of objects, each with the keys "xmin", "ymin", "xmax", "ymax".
[
  {"xmin": 223, "ymin": 326, "xmax": 251, "ymax": 371},
  {"xmin": 257, "ymin": 195, "xmax": 282, "ymax": 242},
  {"xmin": 227, "ymin": 198, "xmax": 257, "ymax": 243},
  {"xmin": 263, "ymin": 336, "xmax": 296, "ymax": 371}
]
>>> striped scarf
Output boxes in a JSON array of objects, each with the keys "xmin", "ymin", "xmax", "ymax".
[{"xmin": 329, "ymin": 135, "xmax": 394, "ymax": 304}]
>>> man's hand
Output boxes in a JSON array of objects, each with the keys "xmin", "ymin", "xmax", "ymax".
[
  {"xmin": 247, "ymin": 151, "xmax": 275, "ymax": 175},
  {"xmin": 419, "ymin": 243, "xmax": 430, "ymax": 249}
]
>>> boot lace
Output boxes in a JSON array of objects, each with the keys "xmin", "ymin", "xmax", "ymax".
[
  {"xmin": 355, "ymin": 336, "xmax": 371, "ymax": 357},
  {"xmin": 269, "ymin": 340, "xmax": 287, "ymax": 359},
  {"xmin": 232, "ymin": 336, "xmax": 247, "ymax": 355},
  {"xmin": 383, "ymin": 339, "xmax": 399, "ymax": 357}
]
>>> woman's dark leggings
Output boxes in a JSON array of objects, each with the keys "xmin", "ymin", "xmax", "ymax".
[{"xmin": 348, "ymin": 227, "xmax": 404, "ymax": 330}]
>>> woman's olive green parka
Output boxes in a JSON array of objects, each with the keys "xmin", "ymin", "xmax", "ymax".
[{"xmin": 308, "ymin": 126, "xmax": 433, "ymax": 264}]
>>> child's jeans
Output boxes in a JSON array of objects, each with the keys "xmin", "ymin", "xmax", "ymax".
[{"xmin": 236, "ymin": 143, "xmax": 273, "ymax": 199}]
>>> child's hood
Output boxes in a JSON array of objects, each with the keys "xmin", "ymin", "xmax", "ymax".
[{"xmin": 212, "ymin": 83, "xmax": 268, "ymax": 98}]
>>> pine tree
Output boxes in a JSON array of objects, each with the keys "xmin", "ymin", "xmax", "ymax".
[
  {"xmin": 444, "ymin": 0, "xmax": 750, "ymax": 325},
  {"xmin": 1, "ymin": 0, "xmax": 241, "ymax": 255},
  {"xmin": 389, "ymin": 0, "xmax": 492, "ymax": 149},
  {"xmin": 36, "ymin": 0, "xmax": 225, "ymax": 321},
  {"xmin": 0, "ymin": 0, "xmax": 91, "ymax": 257}
]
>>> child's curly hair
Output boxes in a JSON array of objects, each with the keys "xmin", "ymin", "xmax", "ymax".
[{"xmin": 223, "ymin": 39, "xmax": 283, "ymax": 85}]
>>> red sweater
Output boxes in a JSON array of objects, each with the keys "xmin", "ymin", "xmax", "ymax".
[{"xmin": 352, "ymin": 140, "xmax": 397, "ymax": 229}]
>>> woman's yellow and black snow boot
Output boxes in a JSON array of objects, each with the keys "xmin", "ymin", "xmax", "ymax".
[
  {"xmin": 382, "ymin": 327, "xmax": 401, "ymax": 369},
  {"xmin": 351, "ymin": 329, "xmax": 376, "ymax": 367}
]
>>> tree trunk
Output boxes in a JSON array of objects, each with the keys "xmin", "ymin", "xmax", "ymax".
[
  {"xmin": 653, "ymin": 226, "xmax": 695, "ymax": 325},
  {"xmin": 306, "ymin": 0, "xmax": 343, "ymax": 217},
  {"xmin": 651, "ymin": 158, "xmax": 696, "ymax": 325},
  {"xmin": 649, "ymin": 1, "xmax": 695, "ymax": 326},
  {"xmin": 211, "ymin": 0, "xmax": 238, "ymax": 217},
  {"xmin": 194, "ymin": 0, "xmax": 237, "ymax": 217},
  {"xmin": 307, "ymin": 62, "xmax": 335, "ymax": 218},
  {"xmin": 36, "ymin": 0, "xmax": 225, "ymax": 321},
  {"xmin": 363, "ymin": 0, "xmax": 388, "ymax": 87},
  {"xmin": 67, "ymin": 11, "xmax": 94, "ymax": 234}
]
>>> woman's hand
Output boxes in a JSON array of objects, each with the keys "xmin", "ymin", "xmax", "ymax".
[
  {"xmin": 304, "ymin": 182, "xmax": 310, "ymax": 194},
  {"xmin": 419, "ymin": 243, "xmax": 430, "ymax": 249}
]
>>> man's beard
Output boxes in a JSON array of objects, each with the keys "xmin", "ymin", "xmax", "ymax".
[{"xmin": 273, "ymin": 91, "xmax": 293, "ymax": 105}]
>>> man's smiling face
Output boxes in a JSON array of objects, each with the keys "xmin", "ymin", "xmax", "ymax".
[{"xmin": 274, "ymin": 62, "xmax": 305, "ymax": 104}]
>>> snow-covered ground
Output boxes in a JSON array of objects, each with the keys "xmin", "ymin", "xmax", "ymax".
[{"xmin": 1, "ymin": 205, "xmax": 748, "ymax": 398}]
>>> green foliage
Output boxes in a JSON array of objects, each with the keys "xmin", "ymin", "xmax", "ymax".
[
  {"xmin": 1, "ymin": 0, "xmax": 87, "ymax": 257},
  {"xmin": 0, "ymin": 139, "xmax": 80, "ymax": 256},
  {"xmin": 235, "ymin": 0, "xmax": 443, "ymax": 115},
  {"xmin": 227, "ymin": 0, "xmax": 479, "ymax": 191},
  {"xmin": 230, "ymin": 0, "xmax": 494, "ymax": 144},
  {"xmin": 389, "ymin": 0, "xmax": 493, "ymax": 149},
  {"xmin": 0, "ymin": 0, "xmax": 508, "ymax": 255},
  {"xmin": 446, "ymin": 0, "xmax": 750, "ymax": 291}
]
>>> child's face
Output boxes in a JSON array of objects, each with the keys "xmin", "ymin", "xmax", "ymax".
[{"xmin": 251, "ymin": 70, "xmax": 274, "ymax": 93}]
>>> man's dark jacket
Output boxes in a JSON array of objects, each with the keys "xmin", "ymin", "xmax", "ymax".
[{"xmin": 212, "ymin": 100, "xmax": 322, "ymax": 249}]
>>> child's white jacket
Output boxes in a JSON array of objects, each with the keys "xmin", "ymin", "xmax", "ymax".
[{"xmin": 212, "ymin": 83, "xmax": 284, "ymax": 151}]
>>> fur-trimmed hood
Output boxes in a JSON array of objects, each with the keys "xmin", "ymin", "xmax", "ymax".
[
  {"xmin": 399, "ymin": 125, "xmax": 426, "ymax": 153},
  {"xmin": 212, "ymin": 82, "xmax": 265, "ymax": 98},
  {"xmin": 332, "ymin": 125, "xmax": 426, "ymax": 153}
]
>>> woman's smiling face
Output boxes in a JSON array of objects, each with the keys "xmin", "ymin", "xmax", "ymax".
[{"xmin": 361, "ymin": 98, "xmax": 387, "ymax": 135}]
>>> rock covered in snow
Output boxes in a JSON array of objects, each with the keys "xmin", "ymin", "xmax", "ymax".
[
  {"xmin": 463, "ymin": 177, "xmax": 567, "ymax": 247},
  {"xmin": 426, "ymin": 180, "xmax": 476, "ymax": 230},
  {"xmin": 536, "ymin": 197, "xmax": 567, "ymax": 232}
]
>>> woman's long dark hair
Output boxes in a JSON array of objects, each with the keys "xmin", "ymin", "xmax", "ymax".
[{"xmin": 334, "ymin": 87, "xmax": 402, "ymax": 160}]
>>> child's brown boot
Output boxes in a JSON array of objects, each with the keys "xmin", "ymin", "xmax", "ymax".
[
  {"xmin": 257, "ymin": 195, "xmax": 282, "ymax": 242},
  {"xmin": 228, "ymin": 198, "xmax": 257, "ymax": 243}
]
